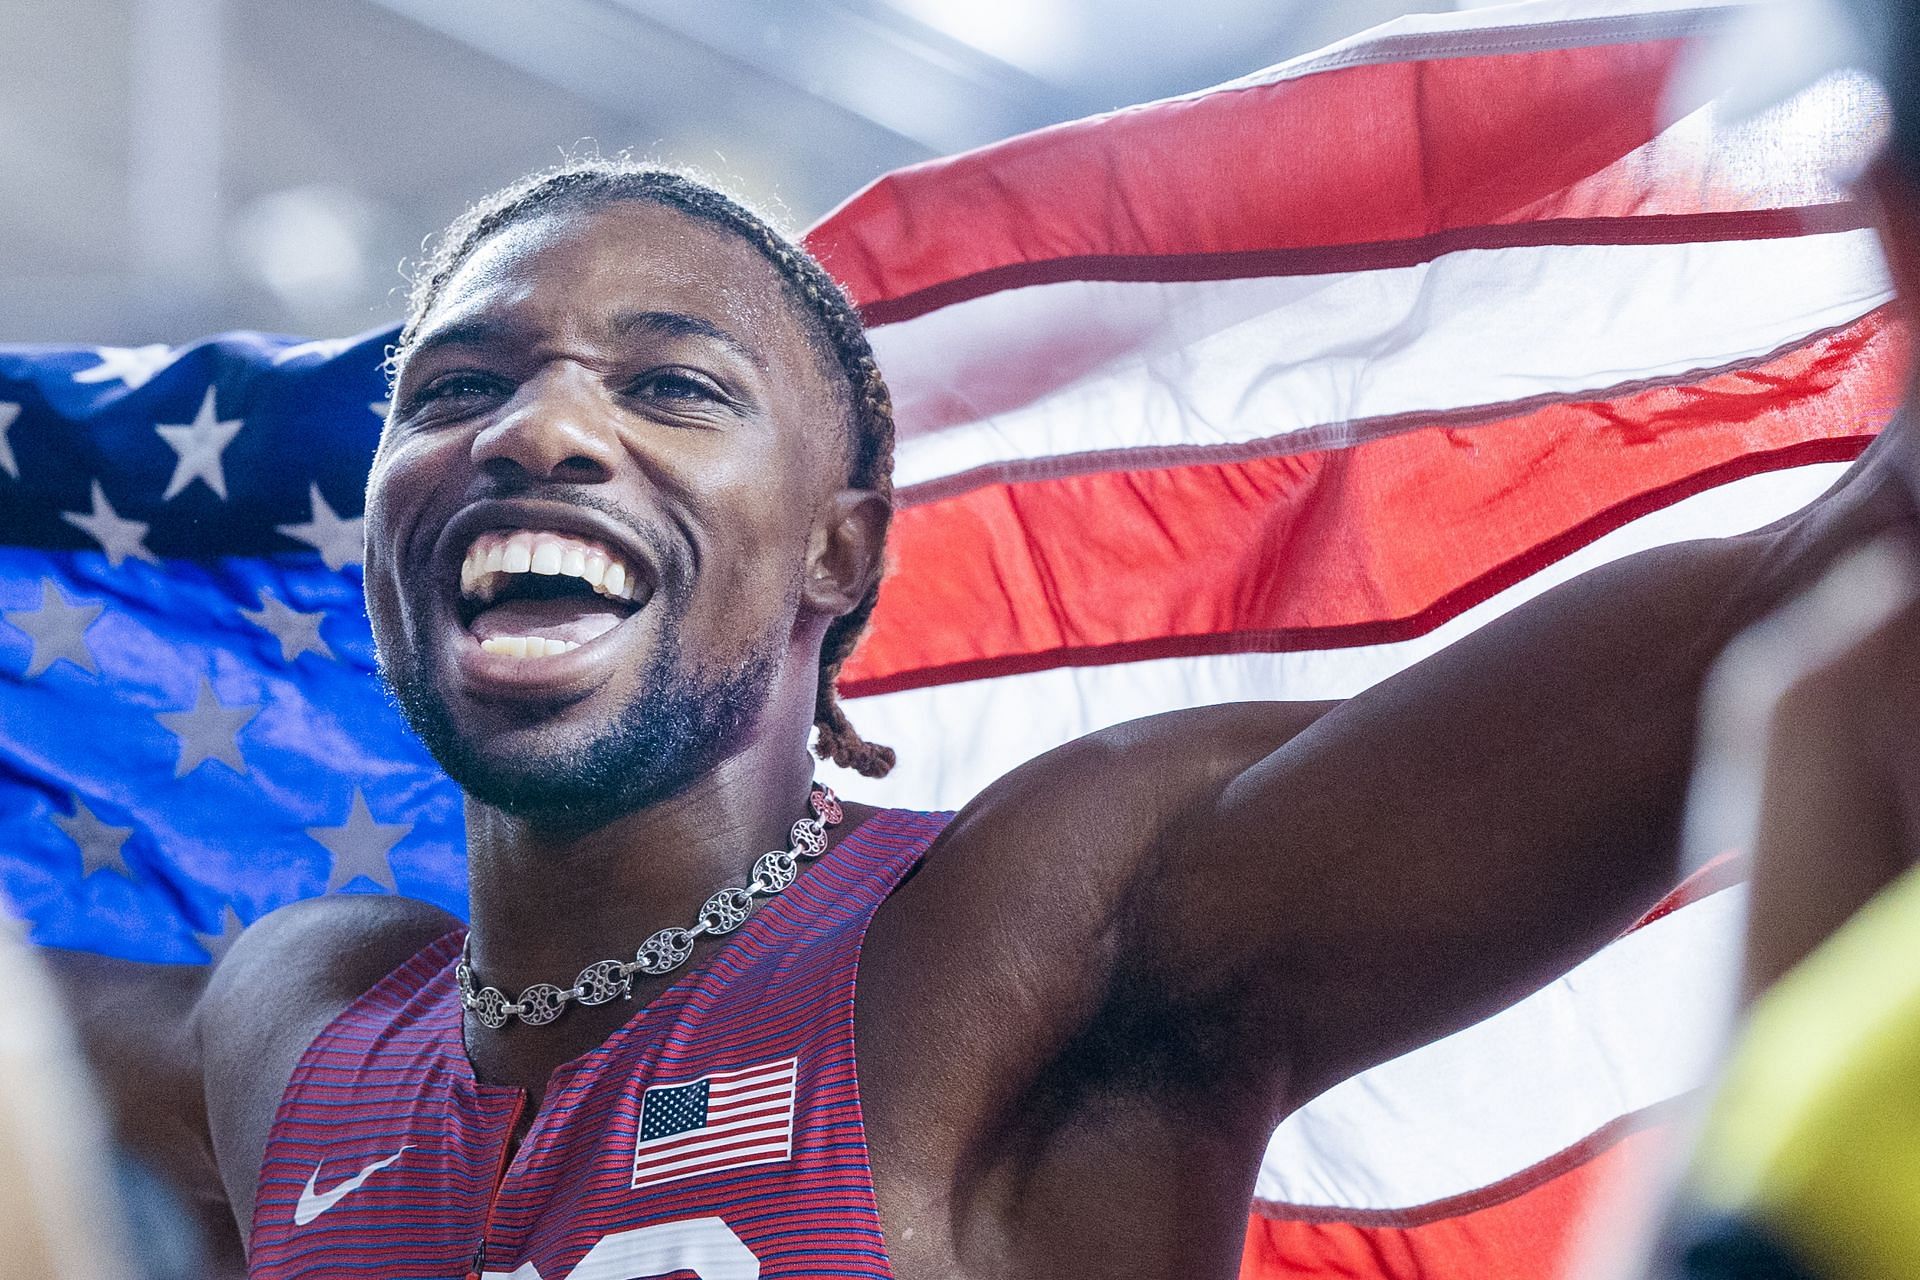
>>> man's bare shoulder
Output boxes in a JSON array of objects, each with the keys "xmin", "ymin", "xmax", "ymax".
[
  {"xmin": 898, "ymin": 702, "xmax": 1336, "ymax": 921},
  {"xmin": 863, "ymin": 699, "xmax": 1334, "ymax": 1079},
  {"xmin": 205, "ymin": 892, "xmax": 461, "ymax": 1023},
  {"xmin": 199, "ymin": 894, "xmax": 459, "ymax": 1225},
  {"xmin": 923, "ymin": 699, "xmax": 1337, "ymax": 889}
]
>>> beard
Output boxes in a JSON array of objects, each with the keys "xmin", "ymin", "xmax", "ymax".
[{"xmin": 382, "ymin": 605, "xmax": 780, "ymax": 835}]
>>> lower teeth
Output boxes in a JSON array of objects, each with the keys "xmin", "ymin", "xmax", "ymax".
[{"xmin": 480, "ymin": 636, "xmax": 582, "ymax": 659}]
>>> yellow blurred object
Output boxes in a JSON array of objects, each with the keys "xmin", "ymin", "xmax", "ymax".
[{"xmin": 1691, "ymin": 859, "xmax": 1920, "ymax": 1280}]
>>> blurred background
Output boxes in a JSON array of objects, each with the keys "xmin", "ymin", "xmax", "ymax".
[{"xmin": 1, "ymin": 0, "xmax": 1513, "ymax": 344}]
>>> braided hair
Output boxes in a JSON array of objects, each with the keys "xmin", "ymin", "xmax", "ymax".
[{"xmin": 392, "ymin": 160, "xmax": 897, "ymax": 777}]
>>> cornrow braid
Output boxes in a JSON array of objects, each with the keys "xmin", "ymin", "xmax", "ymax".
[{"xmin": 393, "ymin": 159, "xmax": 897, "ymax": 778}]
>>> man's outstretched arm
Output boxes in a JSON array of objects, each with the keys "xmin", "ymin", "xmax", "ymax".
[{"xmin": 1123, "ymin": 435, "xmax": 1917, "ymax": 1110}]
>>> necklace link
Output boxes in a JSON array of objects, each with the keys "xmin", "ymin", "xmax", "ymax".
[
  {"xmin": 633, "ymin": 926, "xmax": 695, "ymax": 976},
  {"xmin": 750, "ymin": 849, "xmax": 799, "ymax": 894},
  {"xmin": 458, "ymin": 784, "xmax": 842, "ymax": 1030}
]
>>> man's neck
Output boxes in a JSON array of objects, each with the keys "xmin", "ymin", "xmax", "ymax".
[{"xmin": 458, "ymin": 735, "xmax": 821, "ymax": 1095}]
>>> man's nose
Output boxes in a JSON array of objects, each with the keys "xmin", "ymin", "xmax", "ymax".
[{"xmin": 471, "ymin": 366, "xmax": 618, "ymax": 486}]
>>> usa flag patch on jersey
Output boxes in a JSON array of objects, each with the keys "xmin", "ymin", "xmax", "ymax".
[{"xmin": 632, "ymin": 1058, "xmax": 799, "ymax": 1190}]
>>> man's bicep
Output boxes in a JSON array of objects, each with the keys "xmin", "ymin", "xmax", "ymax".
[{"xmin": 1012, "ymin": 688, "xmax": 1582, "ymax": 1108}]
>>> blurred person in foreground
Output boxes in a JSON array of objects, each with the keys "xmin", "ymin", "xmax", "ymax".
[
  {"xmin": 0, "ymin": 917, "xmax": 205, "ymax": 1280},
  {"xmin": 1628, "ymin": 2, "xmax": 1920, "ymax": 1276},
  {"xmin": 44, "ymin": 115, "xmax": 1920, "ymax": 1280}
]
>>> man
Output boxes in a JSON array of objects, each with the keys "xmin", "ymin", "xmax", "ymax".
[{"xmin": 55, "ymin": 160, "xmax": 1915, "ymax": 1279}]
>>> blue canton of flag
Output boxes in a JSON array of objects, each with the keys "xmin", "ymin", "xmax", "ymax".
[
  {"xmin": 0, "ymin": 328, "xmax": 470, "ymax": 961},
  {"xmin": 638, "ymin": 1079, "xmax": 709, "ymax": 1142}
]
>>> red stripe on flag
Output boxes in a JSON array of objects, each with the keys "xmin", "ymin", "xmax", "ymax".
[
  {"xmin": 1241, "ymin": 1119, "xmax": 1674, "ymax": 1280},
  {"xmin": 1630, "ymin": 852, "xmax": 1747, "ymax": 933},
  {"xmin": 845, "ymin": 309, "xmax": 1900, "ymax": 697},
  {"xmin": 631, "ymin": 1123, "xmax": 797, "ymax": 1176},
  {"xmin": 807, "ymin": 25, "xmax": 1790, "ymax": 320}
]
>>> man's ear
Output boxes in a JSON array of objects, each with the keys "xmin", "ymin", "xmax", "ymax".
[{"xmin": 802, "ymin": 488, "xmax": 891, "ymax": 616}]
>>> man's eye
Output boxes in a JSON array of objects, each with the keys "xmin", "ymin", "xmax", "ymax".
[
  {"xmin": 632, "ymin": 370, "xmax": 721, "ymax": 403},
  {"xmin": 417, "ymin": 372, "xmax": 507, "ymax": 402}
]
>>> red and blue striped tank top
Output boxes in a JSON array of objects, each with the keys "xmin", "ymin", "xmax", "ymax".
[{"xmin": 247, "ymin": 807, "xmax": 949, "ymax": 1280}]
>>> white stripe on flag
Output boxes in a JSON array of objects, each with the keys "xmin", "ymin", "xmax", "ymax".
[
  {"xmin": 1215, "ymin": 0, "xmax": 1749, "ymax": 95},
  {"xmin": 875, "ymin": 233, "xmax": 1888, "ymax": 489},
  {"xmin": 1255, "ymin": 885, "xmax": 1743, "ymax": 1212}
]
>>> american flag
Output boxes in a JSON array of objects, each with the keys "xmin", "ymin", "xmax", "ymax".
[
  {"xmin": 0, "ymin": 1, "xmax": 1900, "ymax": 1276},
  {"xmin": 0, "ymin": 329, "xmax": 456, "ymax": 962},
  {"xmin": 631, "ymin": 1058, "xmax": 799, "ymax": 1190}
]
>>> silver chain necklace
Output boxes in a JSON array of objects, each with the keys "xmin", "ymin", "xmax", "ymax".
[{"xmin": 456, "ymin": 784, "xmax": 844, "ymax": 1030}]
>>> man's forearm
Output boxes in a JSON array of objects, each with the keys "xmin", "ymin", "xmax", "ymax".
[{"xmin": 1175, "ymin": 441, "xmax": 1917, "ymax": 1101}]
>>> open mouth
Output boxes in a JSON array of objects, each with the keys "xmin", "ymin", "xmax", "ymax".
[{"xmin": 456, "ymin": 528, "xmax": 648, "ymax": 659}]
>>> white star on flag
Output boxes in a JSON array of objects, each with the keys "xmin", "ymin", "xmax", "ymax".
[
  {"xmin": 155, "ymin": 387, "xmax": 245, "ymax": 500},
  {"xmin": 72, "ymin": 345, "xmax": 174, "ymax": 390},
  {"xmin": 193, "ymin": 903, "xmax": 248, "ymax": 961},
  {"xmin": 52, "ymin": 795, "xmax": 135, "ymax": 880},
  {"xmin": 62, "ymin": 481, "xmax": 158, "ymax": 567},
  {"xmin": 0, "ymin": 402, "xmax": 20, "ymax": 479},
  {"xmin": 271, "ymin": 337, "xmax": 356, "ymax": 367},
  {"xmin": 3, "ymin": 579, "xmax": 103, "ymax": 678},
  {"xmin": 154, "ymin": 677, "xmax": 259, "ymax": 777},
  {"xmin": 308, "ymin": 789, "xmax": 411, "ymax": 893},
  {"xmin": 277, "ymin": 484, "xmax": 365, "ymax": 570},
  {"xmin": 240, "ymin": 589, "xmax": 333, "ymax": 662}
]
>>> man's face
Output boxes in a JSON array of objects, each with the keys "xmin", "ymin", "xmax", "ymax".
[{"xmin": 366, "ymin": 200, "xmax": 849, "ymax": 829}]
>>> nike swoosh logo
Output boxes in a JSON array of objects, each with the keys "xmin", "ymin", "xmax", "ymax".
[{"xmin": 294, "ymin": 1145, "xmax": 414, "ymax": 1225}]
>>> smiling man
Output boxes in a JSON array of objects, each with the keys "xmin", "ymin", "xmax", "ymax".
[{"xmin": 55, "ymin": 161, "xmax": 1919, "ymax": 1280}]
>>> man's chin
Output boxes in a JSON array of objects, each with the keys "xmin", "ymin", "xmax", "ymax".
[
  {"xmin": 443, "ymin": 749, "xmax": 621, "ymax": 829},
  {"xmin": 382, "ymin": 639, "xmax": 780, "ymax": 835},
  {"xmin": 405, "ymin": 698, "xmax": 647, "ymax": 830}
]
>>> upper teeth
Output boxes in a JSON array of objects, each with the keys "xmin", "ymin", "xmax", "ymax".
[{"xmin": 460, "ymin": 529, "xmax": 640, "ymax": 605}]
